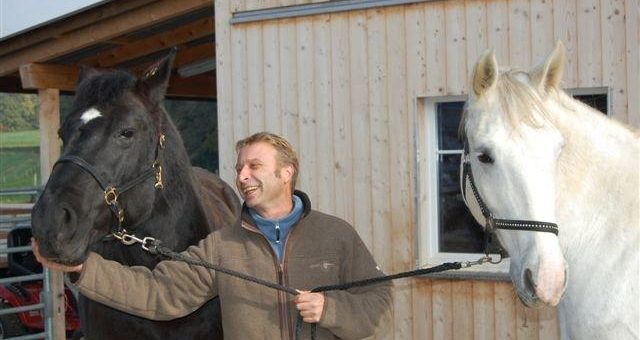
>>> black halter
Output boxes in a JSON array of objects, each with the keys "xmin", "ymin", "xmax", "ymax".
[
  {"xmin": 460, "ymin": 140, "xmax": 559, "ymax": 259},
  {"xmin": 52, "ymin": 134, "xmax": 166, "ymax": 238}
]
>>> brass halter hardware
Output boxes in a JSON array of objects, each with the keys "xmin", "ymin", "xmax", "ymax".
[
  {"xmin": 154, "ymin": 162, "xmax": 163, "ymax": 189},
  {"xmin": 104, "ymin": 186, "xmax": 118, "ymax": 205}
]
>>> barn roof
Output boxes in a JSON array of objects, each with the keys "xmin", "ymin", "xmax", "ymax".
[{"xmin": 0, "ymin": 0, "xmax": 216, "ymax": 99}]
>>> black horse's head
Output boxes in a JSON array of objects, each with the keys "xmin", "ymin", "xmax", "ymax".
[{"xmin": 32, "ymin": 51, "xmax": 178, "ymax": 265}]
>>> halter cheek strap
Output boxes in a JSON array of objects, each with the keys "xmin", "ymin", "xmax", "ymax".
[
  {"xmin": 52, "ymin": 134, "xmax": 166, "ymax": 237},
  {"xmin": 460, "ymin": 140, "xmax": 559, "ymax": 258}
]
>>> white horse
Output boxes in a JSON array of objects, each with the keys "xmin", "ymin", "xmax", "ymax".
[{"xmin": 460, "ymin": 41, "xmax": 639, "ymax": 339}]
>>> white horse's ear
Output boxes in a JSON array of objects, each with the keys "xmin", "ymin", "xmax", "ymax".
[
  {"xmin": 472, "ymin": 49, "xmax": 499, "ymax": 97},
  {"xmin": 531, "ymin": 41, "xmax": 565, "ymax": 93}
]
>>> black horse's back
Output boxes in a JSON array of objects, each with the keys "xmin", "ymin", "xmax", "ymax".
[{"xmin": 31, "ymin": 50, "xmax": 239, "ymax": 339}]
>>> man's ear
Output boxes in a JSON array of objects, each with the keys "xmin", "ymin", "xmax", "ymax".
[{"xmin": 281, "ymin": 164, "xmax": 294, "ymax": 184}]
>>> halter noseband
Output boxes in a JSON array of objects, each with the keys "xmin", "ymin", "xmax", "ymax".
[
  {"xmin": 460, "ymin": 140, "xmax": 559, "ymax": 260},
  {"xmin": 52, "ymin": 134, "xmax": 166, "ymax": 238}
]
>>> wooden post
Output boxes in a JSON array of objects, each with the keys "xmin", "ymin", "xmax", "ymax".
[{"xmin": 38, "ymin": 88, "xmax": 66, "ymax": 340}]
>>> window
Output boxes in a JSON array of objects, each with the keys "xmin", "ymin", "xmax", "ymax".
[{"xmin": 415, "ymin": 90, "xmax": 608, "ymax": 277}]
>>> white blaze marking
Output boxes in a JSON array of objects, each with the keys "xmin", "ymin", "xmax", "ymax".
[{"xmin": 80, "ymin": 108, "xmax": 102, "ymax": 124}]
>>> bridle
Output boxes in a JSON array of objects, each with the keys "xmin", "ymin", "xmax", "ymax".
[
  {"xmin": 460, "ymin": 139, "xmax": 559, "ymax": 261},
  {"xmin": 52, "ymin": 133, "xmax": 166, "ymax": 241}
]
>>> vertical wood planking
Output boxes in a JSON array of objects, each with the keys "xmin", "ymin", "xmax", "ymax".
[
  {"xmin": 451, "ymin": 281, "xmax": 474, "ymax": 340},
  {"xmin": 444, "ymin": 0, "xmax": 467, "ymax": 95},
  {"xmin": 296, "ymin": 17, "xmax": 316, "ymax": 196},
  {"xmin": 465, "ymin": 0, "xmax": 488, "ymax": 81},
  {"xmin": 279, "ymin": 19, "xmax": 300, "ymax": 148},
  {"xmin": 553, "ymin": 0, "xmax": 578, "ymax": 88},
  {"xmin": 627, "ymin": 0, "xmax": 640, "ymax": 127},
  {"xmin": 313, "ymin": 14, "xmax": 334, "ymax": 213},
  {"xmin": 247, "ymin": 23, "xmax": 266, "ymax": 132},
  {"xmin": 432, "ymin": 280, "xmax": 453, "ymax": 339},
  {"xmin": 486, "ymin": 0, "xmax": 509, "ymax": 64},
  {"xmin": 530, "ymin": 0, "xmax": 554, "ymax": 64},
  {"xmin": 348, "ymin": 11, "xmax": 373, "ymax": 248},
  {"xmin": 472, "ymin": 281, "xmax": 495, "ymax": 340},
  {"xmin": 494, "ymin": 281, "xmax": 517, "ymax": 340},
  {"xmin": 577, "ymin": 0, "xmax": 603, "ymax": 87},
  {"xmin": 263, "ymin": 21, "xmax": 282, "ymax": 134},
  {"xmin": 538, "ymin": 307, "xmax": 560, "ymax": 340},
  {"xmin": 406, "ymin": 4, "xmax": 427, "ymax": 97},
  {"xmin": 515, "ymin": 298, "xmax": 539, "ymax": 339},
  {"xmin": 508, "ymin": 0, "xmax": 531, "ymax": 69},
  {"xmin": 387, "ymin": 6, "xmax": 413, "ymax": 339},
  {"xmin": 601, "ymin": 0, "xmax": 628, "ymax": 123},
  {"xmin": 424, "ymin": 1, "xmax": 447, "ymax": 96},
  {"xmin": 413, "ymin": 279, "xmax": 434, "ymax": 340},
  {"xmin": 366, "ymin": 8, "xmax": 392, "ymax": 272},
  {"xmin": 330, "ymin": 13, "xmax": 354, "ymax": 224},
  {"xmin": 230, "ymin": 23, "xmax": 249, "ymax": 153},
  {"xmin": 214, "ymin": 0, "xmax": 234, "ymax": 181}
]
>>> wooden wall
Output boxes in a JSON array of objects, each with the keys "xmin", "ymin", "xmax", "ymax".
[{"xmin": 214, "ymin": 0, "xmax": 638, "ymax": 339}]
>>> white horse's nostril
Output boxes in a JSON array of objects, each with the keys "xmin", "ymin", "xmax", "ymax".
[{"xmin": 524, "ymin": 268, "xmax": 536, "ymax": 292}]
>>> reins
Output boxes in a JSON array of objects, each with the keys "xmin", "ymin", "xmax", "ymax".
[{"xmin": 117, "ymin": 232, "xmax": 495, "ymax": 340}]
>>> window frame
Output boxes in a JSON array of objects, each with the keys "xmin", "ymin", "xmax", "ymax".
[{"xmin": 414, "ymin": 95, "xmax": 510, "ymax": 279}]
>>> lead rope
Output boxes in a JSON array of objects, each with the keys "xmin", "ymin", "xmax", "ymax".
[{"xmin": 119, "ymin": 233, "xmax": 494, "ymax": 340}]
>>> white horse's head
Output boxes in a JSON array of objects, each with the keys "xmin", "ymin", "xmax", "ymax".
[{"xmin": 461, "ymin": 42, "xmax": 569, "ymax": 307}]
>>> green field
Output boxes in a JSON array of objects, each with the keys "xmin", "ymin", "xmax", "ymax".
[
  {"xmin": 0, "ymin": 130, "xmax": 41, "ymax": 203},
  {"xmin": 0, "ymin": 129, "xmax": 39, "ymax": 148}
]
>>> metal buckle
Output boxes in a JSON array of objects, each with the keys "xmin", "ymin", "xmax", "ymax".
[{"xmin": 104, "ymin": 186, "xmax": 118, "ymax": 205}]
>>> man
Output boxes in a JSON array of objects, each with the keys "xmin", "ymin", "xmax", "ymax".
[{"xmin": 34, "ymin": 131, "xmax": 392, "ymax": 339}]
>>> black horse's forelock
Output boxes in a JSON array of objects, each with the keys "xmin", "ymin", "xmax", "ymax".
[{"xmin": 73, "ymin": 70, "xmax": 137, "ymax": 111}]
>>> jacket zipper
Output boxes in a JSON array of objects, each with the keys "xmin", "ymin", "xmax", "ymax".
[{"xmin": 241, "ymin": 221, "xmax": 292, "ymax": 340}]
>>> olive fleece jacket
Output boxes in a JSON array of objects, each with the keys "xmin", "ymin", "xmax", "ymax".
[{"xmin": 75, "ymin": 191, "xmax": 392, "ymax": 339}]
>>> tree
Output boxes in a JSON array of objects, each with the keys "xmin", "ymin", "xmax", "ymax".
[{"xmin": 0, "ymin": 93, "xmax": 39, "ymax": 132}]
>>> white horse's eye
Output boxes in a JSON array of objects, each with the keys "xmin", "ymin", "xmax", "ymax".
[{"xmin": 477, "ymin": 153, "xmax": 494, "ymax": 164}]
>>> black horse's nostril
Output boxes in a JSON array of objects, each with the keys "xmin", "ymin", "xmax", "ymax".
[
  {"xmin": 524, "ymin": 268, "xmax": 537, "ymax": 293},
  {"xmin": 62, "ymin": 207, "xmax": 73, "ymax": 224}
]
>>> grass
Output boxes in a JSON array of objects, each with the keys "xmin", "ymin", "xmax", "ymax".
[
  {"xmin": 0, "ymin": 130, "xmax": 41, "ymax": 203},
  {"xmin": 0, "ymin": 129, "xmax": 40, "ymax": 148}
]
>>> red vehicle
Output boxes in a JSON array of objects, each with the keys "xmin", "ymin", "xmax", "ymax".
[{"xmin": 0, "ymin": 226, "xmax": 81, "ymax": 338}]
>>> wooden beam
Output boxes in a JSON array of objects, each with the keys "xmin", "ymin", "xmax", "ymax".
[
  {"xmin": 0, "ymin": 0, "xmax": 157, "ymax": 59},
  {"xmin": 20, "ymin": 63, "xmax": 215, "ymax": 98},
  {"xmin": 84, "ymin": 17, "xmax": 215, "ymax": 68},
  {"xmin": 0, "ymin": 0, "xmax": 212, "ymax": 76},
  {"xmin": 167, "ymin": 73, "xmax": 216, "ymax": 99},
  {"xmin": 128, "ymin": 42, "xmax": 216, "ymax": 75},
  {"xmin": 20, "ymin": 64, "xmax": 79, "ymax": 91}
]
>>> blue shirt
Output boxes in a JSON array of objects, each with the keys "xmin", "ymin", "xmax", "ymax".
[{"xmin": 249, "ymin": 194, "xmax": 304, "ymax": 262}]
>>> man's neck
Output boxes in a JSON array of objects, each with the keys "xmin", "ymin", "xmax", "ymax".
[{"xmin": 255, "ymin": 194, "xmax": 294, "ymax": 220}]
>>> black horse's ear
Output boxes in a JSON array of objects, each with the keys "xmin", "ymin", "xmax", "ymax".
[
  {"xmin": 77, "ymin": 65, "xmax": 102, "ymax": 85},
  {"xmin": 138, "ymin": 48, "xmax": 177, "ymax": 104}
]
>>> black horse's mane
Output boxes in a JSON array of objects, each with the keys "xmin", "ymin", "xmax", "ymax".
[{"xmin": 74, "ymin": 70, "xmax": 136, "ymax": 110}]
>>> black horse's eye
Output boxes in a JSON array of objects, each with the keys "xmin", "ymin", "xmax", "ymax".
[
  {"xmin": 119, "ymin": 129, "xmax": 136, "ymax": 139},
  {"xmin": 477, "ymin": 153, "xmax": 494, "ymax": 164}
]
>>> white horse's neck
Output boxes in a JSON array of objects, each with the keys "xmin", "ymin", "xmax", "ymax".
[{"xmin": 550, "ymin": 93, "xmax": 639, "ymax": 339}]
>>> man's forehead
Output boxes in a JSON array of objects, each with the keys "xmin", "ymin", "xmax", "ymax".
[{"xmin": 237, "ymin": 142, "xmax": 277, "ymax": 160}]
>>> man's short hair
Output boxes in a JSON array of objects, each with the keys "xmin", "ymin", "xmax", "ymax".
[{"xmin": 235, "ymin": 132, "xmax": 299, "ymax": 190}]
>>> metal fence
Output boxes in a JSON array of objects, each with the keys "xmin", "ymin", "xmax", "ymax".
[{"xmin": 0, "ymin": 188, "xmax": 56, "ymax": 340}]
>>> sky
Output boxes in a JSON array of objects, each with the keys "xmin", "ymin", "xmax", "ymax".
[{"xmin": 0, "ymin": 0, "xmax": 102, "ymax": 39}]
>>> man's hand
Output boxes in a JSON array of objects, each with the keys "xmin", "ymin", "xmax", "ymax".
[
  {"xmin": 31, "ymin": 238, "xmax": 83, "ymax": 273},
  {"xmin": 294, "ymin": 290, "xmax": 325, "ymax": 323}
]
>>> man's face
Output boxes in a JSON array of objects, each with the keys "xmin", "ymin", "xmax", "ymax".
[{"xmin": 235, "ymin": 142, "xmax": 292, "ymax": 214}]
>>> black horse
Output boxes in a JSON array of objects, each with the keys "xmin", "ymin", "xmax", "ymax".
[{"xmin": 30, "ymin": 51, "xmax": 240, "ymax": 339}]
